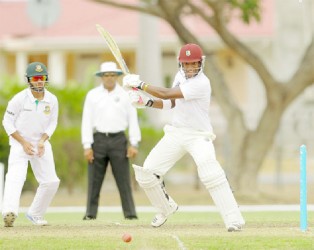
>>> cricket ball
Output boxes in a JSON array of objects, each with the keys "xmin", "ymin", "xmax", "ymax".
[{"xmin": 122, "ymin": 233, "xmax": 132, "ymax": 243}]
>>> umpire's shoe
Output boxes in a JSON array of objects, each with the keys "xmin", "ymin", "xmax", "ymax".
[
  {"xmin": 3, "ymin": 212, "xmax": 17, "ymax": 227},
  {"xmin": 83, "ymin": 215, "xmax": 96, "ymax": 220},
  {"xmin": 125, "ymin": 215, "xmax": 138, "ymax": 220}
]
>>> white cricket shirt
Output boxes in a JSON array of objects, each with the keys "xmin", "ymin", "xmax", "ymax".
[
  {"xmin": 81, "ymin": 84, "xmax": 141, "ymax": 149},
  {"xmin": 171, "ymin": 71, "xmax": 214, "ymax": 133},
  {"xmin": 2, "ymin": 88, "xmax": 59, "ymax": 145}
]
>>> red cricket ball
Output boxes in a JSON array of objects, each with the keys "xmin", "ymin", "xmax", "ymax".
[{"xmin": 122, "ymin": 233, "xmax": 132, "ymax": 243}]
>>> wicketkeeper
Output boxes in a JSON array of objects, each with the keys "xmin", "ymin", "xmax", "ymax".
[
  {"xmin": 123, "ymin": 43, "xmax": 245, "ymax": 232},
  {"xmin": 2, "ymin": 62, "xmax": 60, "ymax": 227}
]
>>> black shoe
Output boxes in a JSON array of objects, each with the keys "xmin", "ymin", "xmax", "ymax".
[
  {"xmin": 83, "ymin": 215, "xmax": 96, "ymax": 220},
  {"xmin": 125, "ymin": 215, "xmax": 138, "ymax": 220}
]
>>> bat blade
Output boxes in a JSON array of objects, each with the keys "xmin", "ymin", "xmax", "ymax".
[{"xmin": 96, "ymin": 24, "xmax": 130, "ymax": 75}]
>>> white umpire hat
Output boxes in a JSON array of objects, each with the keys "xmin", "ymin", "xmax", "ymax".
[{"xmin": 95, "ymin": 62, "xmax": 123, "ymax": 77}]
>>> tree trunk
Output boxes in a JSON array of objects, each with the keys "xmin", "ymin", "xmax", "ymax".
[{"xmin": 226, "ymin": 104, "xmax": 284, "ymax": 194}]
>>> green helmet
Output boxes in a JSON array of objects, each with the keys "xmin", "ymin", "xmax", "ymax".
[{"xmin": 25, "ymin": 62, "xmax": 48, "ymax": 77}]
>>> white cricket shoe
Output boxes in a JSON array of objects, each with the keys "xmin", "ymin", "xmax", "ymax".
[
  {"xmin": 151, "ymin": 202, "xmax": 178, "ymax": 228},
  {"xmin": 3, "ymin": 212, "xmax": 17, "ymax": 227},
  {"xmin": 227, "ymin": 223, "xmax": 243, "ymax": 232},
  {"xmin": 26, "ymin": 214, "xmax": 48, "ymax": 226}
]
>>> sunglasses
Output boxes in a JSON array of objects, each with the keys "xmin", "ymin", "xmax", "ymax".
[{"xmin": 29, "ymin": 75, "xmax": 48, "ymax": 82}]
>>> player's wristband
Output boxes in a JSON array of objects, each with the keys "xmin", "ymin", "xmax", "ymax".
[
  {"xmin": 139, "ymin": 81, "xmax": 146, "ymax": 90},
  {"xmin": 143, "ymin": 83, "xmax": 149, "ymax": 92},
  {"xmin": 162, "ymin": 99, "xmax": 172, "ymax": 110}
]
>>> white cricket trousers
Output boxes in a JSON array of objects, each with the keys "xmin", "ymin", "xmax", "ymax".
[
  {"xmin": 144, "ymin": 125, "xmax": 217, "ymax": 177},
  {"xmin": 2, "ymin": 141, "xmax": 60, "ymax": 217},
  {"xmin": 143, "ymin": 125, "xmax": 245, "ymax": 227}
]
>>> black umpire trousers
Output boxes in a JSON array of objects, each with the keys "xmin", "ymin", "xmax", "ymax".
[{"xmin": 85, "ymin": 132, "xmax": 137, "ymax": 218}]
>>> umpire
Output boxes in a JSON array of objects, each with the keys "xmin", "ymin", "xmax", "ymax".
[{"xmin": 81, "ymin": 62, "xmax": 141, "ymax": 220}]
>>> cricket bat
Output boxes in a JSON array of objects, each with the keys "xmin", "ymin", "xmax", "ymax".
[{"xmin": 96, "ymin": 24, "xmax": 130, "ymax": 75}]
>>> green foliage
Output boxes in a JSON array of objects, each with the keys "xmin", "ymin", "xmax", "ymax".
[
  {"xmin": 50, "ymin": 85, "xmax": 90, "ymax": 127},
  {"xmin": 0, "ymin": 128, "xmax": 9, "ymax": 167},
  {"xmin": 227, "ymin": 0, "xmax": 261, "ymax": 23},
  {"xmin": 0, "ymin": 76, "xmax": 25, "ymax": 99},
  {"xmin": 133, "ymin": 126, "xmax": 164, "ymax": 165},
  {"xmin": 50, "ymin": 127, "xmax": 86, "ymax": 193}
]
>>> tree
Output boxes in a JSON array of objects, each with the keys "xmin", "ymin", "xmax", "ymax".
[{"xmin": 92, "ymin": 0, "xmax": 314, "ymax": 194}]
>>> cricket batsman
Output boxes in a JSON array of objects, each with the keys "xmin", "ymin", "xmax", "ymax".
[{"xmin": 123, "ymin": 43, "xmax": 245, "ymax": 232}]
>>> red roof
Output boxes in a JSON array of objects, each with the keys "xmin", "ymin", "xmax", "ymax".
[{"xmin": 0, "ymin": 0, "xmax": 273, "ymax": 40}]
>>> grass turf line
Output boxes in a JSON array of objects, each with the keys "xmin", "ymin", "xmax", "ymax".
[{"xmin": 0, "ymin": 211, "xmax": 313, "ymax": 250}]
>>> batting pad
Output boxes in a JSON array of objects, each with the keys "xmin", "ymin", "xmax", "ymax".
[
  {"xmin": 209, "ymin": 180, "xmax": 245, "ymax": 228},
  {"xmin": 133, "ymin": 164, "xmax": 177, "ymax": 215},
  {"xmin": 195, "ymin": 157, "xmax": 244, "ymax": 227}
]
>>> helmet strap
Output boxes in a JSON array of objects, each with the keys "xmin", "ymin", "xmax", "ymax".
[{"xmin": 29, "ymin": 84, "xmax": 45, "ymax": 92}]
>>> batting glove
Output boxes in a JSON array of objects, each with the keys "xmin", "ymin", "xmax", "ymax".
[
  {"xmin": 123, "ymin": 74, "xmax": 145, "ymax": 90},
  {"xmin": 128, "ymin": 89, "xmax": 154, "ymax": 108}
]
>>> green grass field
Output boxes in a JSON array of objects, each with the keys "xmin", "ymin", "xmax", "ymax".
[{"xmin": 0, "ymin": 211, "xmax": 313, "ymax": 250}]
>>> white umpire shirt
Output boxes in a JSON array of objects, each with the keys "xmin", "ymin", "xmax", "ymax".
[
  {"xmin": 171, "ymin": 71, "xmax": 214, "ymax": 133},
  {"xmin": 81, "ymin": 83, "xmax": 141, "ymax": 149},
  {"xmin": 2, "ymin": 88, "xmax": 59, "ymax": 146}
]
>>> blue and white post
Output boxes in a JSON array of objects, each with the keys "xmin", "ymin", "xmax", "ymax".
[{"xmin": 300, "ymin": 145, "xmax": 307, "ymax": 232}]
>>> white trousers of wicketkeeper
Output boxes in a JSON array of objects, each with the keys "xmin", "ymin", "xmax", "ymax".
[
  {"xmin": 1, "ymin": 140, "xmax": 60, "ymax": 217},
  {"xmin": 134, "ymin": 125, "xmax": 245, "ymax": 228}
]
